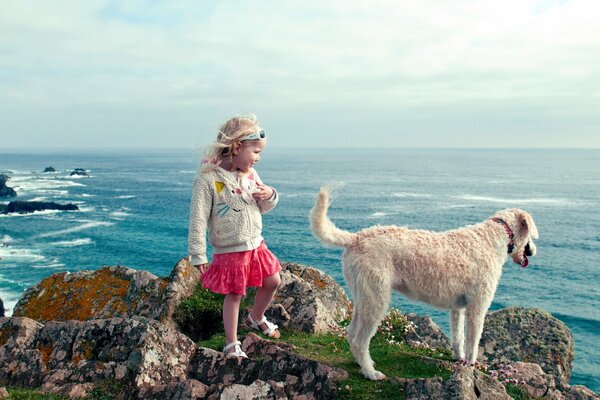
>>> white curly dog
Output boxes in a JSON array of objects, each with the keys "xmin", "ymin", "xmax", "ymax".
[{"xmin": 310, "ymin": 187, "xmax": 538, "ymax": 380}]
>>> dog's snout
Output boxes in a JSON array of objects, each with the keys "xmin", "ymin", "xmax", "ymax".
[{"xmin": 525, "ymin": 243, "xmax": 533, "ymax": 257}]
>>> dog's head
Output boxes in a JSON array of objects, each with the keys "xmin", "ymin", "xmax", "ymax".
[{"xmin": 494, "ymin": 209, "xmax": 539, "ymax": 267}]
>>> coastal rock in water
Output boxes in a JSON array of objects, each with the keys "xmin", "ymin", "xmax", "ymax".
[
  {"xmin": 0, "ymin": 298, "xmax": 4, "ymax": 318},
  {"xmin": 269, "ymin": 262, "xmax": 352, "ymax": 333},
  {"xmin": 0, "ymin": 201, "xmax": 78, "ymax": 215},
  {"xmin": 479, "ymin": 307, "xmax": 574, "ymax": 388},
  {"xmin": 12, "ymin": 258, "xmax": 200, "ymax": 329},
  {"xmin": 0, "ymin": 175, "xmax": 16, "ymax": 198},
  {"xmin": 69, "ymin": 168, "xmax": 88, "ymax": 176},
  {"xmin": 43, "ymin": 167, "xmax": 56, "ymax": 173}
]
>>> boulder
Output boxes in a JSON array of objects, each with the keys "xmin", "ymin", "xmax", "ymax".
[
  {"xmin": 0, "ymin": 316, "xmax": 197, "ymax": 398},
  {"xmin": 13, "ymin": 258, "xmax": 201, "ymax": 329},
  {"xmin": 398, "ymin": 365, "xmax": 511, "ymax": 400},
  {"xmin": 404, "ymin": 313, "xmax": 451, "ymax": 350},
  {"xmin": 69, "ymin": 168, "xmax": 88, "ymax": 177},
  {"xmin": 479, "ymin": 307, "xmax": 574, "ymax": 388},
  {"xmin": 0, "ymin": 298, "xmax": 4, "ymax": 318},
  {"xmin": 0, "ymin": 201, "xmax": 78, "ymax": 215},
  {"xmin": 43, "ymin": 167, "xmax": 56, "ymax": 173},
  {"xmin": 269, "ymin": 262, "xmax": 352, "ymax": 333},
  {"xmin": 0, "ymin": 175, "xmax": 16, "ymax": 198}
]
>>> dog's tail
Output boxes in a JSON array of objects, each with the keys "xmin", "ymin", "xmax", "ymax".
[{"xmin": 310, "ymin": 187, "xmax": 357, "ymax": 248}]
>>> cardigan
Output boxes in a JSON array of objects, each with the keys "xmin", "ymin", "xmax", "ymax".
[{"xmin": 188, "ymin": 166, "xmax": 278, "ymax": 265}]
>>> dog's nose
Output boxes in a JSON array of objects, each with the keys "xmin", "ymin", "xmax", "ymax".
[{"xmin": 525, "ymin": 243, "xmax": 533, "ymax": 256}]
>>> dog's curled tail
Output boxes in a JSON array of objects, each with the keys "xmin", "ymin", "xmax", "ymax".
[{"xmin": 310, "ymin": 187, "xmax": 356, "ymax": 248}]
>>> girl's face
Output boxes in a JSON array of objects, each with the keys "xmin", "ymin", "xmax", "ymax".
[{"xmin": 232, "ymin": 140, "xmax": 266, "ymax": 172}]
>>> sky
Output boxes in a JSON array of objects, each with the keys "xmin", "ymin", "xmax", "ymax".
[{"xmin": 1, "ymin": 0, "xmax": 599, "ymax": 149}]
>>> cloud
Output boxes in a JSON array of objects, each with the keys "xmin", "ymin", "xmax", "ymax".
[{"xmin": 1, "ymin": 0, "xmax": 599, "ymax": 147}]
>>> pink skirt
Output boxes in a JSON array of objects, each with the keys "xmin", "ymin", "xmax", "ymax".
[{"xmin": 201, "ymin": 241, "xmax": 281, "ymax": 295}]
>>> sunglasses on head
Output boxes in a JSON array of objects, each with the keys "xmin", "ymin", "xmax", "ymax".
[{"xmin": 239, "ymin": 129, "xmax": 266, "ymax": 141}]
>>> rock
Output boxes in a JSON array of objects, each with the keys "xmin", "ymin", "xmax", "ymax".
[
  {"xmin": 564, "ymin": 385, "xmax": 600, "ymax": 400},
  {"xmin": 0, "ymin": 387, "xmax": 8, "ymax": 399},
  {"xmin": 219, "ymin": 380, "xmax": 287, "ymax": 400},
  {"xmin": 404, "ymin": 313, "xmax": 451, "ymax": 350},
  {"xmin": 508, "ymin": 362, "xmax": 557, "ymax": 398},
  {"xmin": 0, "ymin": 298, "xmax": 4, "ymax": 318},
  {"xmin": 13, "ymin": 258, "xmax": 200, "ymax": 329},
  {"xmin": 399, "ymin": 365, "xmax": 511, "ymax": 400},
  {"xmin": 270, "ymin": 262, "xmax": 352, "ymax": 333},
  {"xmin": 139, "ymin": 379, "xmax": 209, "ymax": 400},
  {"xmin": 69, "ymin": 168, "xmax": 88, "ymax": 176},
  {"xmin": 0, "ymin": 175, "xmax": 16, "ymax": 198},
  {"xmin": 479, "ymin": 307, "xmax": 574, "ymax": 388},
  {"xmin": 0, "ymin": 201, "xmax": 78, "ymax": 215},
  {"xmin": 43, "ymin": 167, "xmax": 56, "ymax": 173},
  {"xmin": 0, "ymin": 316, "xmax": 197, "ymax": 398}
]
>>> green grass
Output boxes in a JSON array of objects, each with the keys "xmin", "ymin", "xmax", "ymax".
[
  {"xmin": 200, "ymin": 328, "xmax": 454, "ymax": 400},
  {"xmin": 5, "ymin": 388, "xmax": 67, "ymax": 400}
]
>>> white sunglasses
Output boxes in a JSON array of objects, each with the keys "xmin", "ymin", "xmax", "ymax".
[{"xmin": 239, "ymin": 129, "xmax": 266, "ymax": 141}]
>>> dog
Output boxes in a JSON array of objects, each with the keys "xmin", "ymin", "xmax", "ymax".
[{"xmin": 310, "ymin": 187, "xmax": 538, "ymax": 380}]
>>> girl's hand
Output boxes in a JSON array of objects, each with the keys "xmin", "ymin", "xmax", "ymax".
[
  {"xmin": 195, "ymin": 263, "xmax": 209, "ymax": 273},
  {"xmin": 252, "ymin": 182, "xmax": 274, "ymax": 201}
]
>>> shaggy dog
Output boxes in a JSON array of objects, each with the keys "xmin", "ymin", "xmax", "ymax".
[{"xmin": 310, "ymin": 187, "xmax": 538, "ymax": 380}]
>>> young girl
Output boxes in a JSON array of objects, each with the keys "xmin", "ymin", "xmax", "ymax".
[{"xmin": 188, "ymin": 113, "xmax": 282, "ymax": 358}]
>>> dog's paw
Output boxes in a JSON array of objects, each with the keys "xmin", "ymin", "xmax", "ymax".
[{"xmin": 363, "ymin": 369, "xmax": 386, "ymax": 381}]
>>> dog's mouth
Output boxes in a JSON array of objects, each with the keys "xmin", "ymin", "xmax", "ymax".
[
  {"xmin": 520, "ymin": 254, "xmax": 529, "ymax": 268},
  {"xmin": 519, "ymin": 243, "xmax": 533, "ymax": 268}
]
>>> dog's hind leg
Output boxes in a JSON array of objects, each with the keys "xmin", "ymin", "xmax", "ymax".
[
  {"xmin": 346, "ymin": 269, "xmax": 391, "ymax": 380},
  {"xmin": 450, "ymin": 309, "xmax": 465, "ymax": 361}
]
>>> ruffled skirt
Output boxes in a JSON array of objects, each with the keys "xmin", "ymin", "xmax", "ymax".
[{"xmin": 201, "ymin": 241, "xmax": 281, "ymax": 295}]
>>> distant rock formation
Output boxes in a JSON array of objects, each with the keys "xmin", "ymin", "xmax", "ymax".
[
  {"xmin": 0, "ymin": 297, "xmax": 4, "ymax": 318},
  {"xmin": 0, "ymin": 175, "xmax": 16, "ymax": 198},
  {"xmin": 0, "ymin": 201, "xmax": 79, "ymax": 215},
  {"xmin": 43, "ymin": 167, "xmax": 56, "ymax": 173},
  {"xmin": 69, "ymin": 168, "xmax": 88, "ymax": 177}
]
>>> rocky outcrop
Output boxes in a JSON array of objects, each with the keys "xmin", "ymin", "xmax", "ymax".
[
  {"xmin": 13, "ymin": 258, "xmax": 200, "ymax": 329},
  {"xmin": 0, "ymin": 175, "xmax": 16, "ymax": 198},
  {"xmin": 43, "ymin": 167, "xmax": 56, "ymax": 173},
  {"xmin": 269, "ymin": 262, "xmax": 352, "ymax": 333},
  {"xmin": 479, "ymin": 307, "xmax": 575, "ymax": 388},
  {"xmin": 0, "ymin": 298, "xmax": 4, "ymax": 318},
  {"xmin": 0, "ymin": 201, "xmax": 79, "ymax": 214},
  {"xmin": 398, "ymin": 365, "xmax": 512, "ymax": 400},
  {"xmin": 70, "ymin": 168, "xmax": 88, "ymax": 177},
  {"xmin": 0, "ymin": 317, "xmax": 347, "ymax": 399}
]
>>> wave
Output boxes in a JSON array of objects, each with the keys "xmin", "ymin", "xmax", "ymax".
[
  {"xmin": 455, "ymin": 195, "xmax": 574, "ymax": 206},
  {"xmin": 1, "ymin": 235, "xmax": 14, "ymax": 245},
  {"xmin": 110, "ymin": 211, "xmax": 130, "ymax": 218},
  {"xmin": 52, "ymin": 238, "xmax": 93, "ymax": 247},
  {"xmin": 0, "ymin": 209, "xmax": 62, "ymax": 218},
  {"xmin": 81, "ymin": 194, "xmax": 95, "ymax": 197},
  {"xmin": 0, "ymin": 245, "xmax": 45, "ymax": 262},
  {"xmin": 393, "ymin": 193, "xmax": 432, "ymax": 198},
  {"xmin": 115, "ymin": 195, "xmax": 136, "ymax": 199},
  {"xmin": 31, "ymin": 262, "xmax": 66, "ymax": 269},
  {"xmin": 371, "ymin": 212, "xmax": 386, "ymax": 217},
  {"xmin": 36, "ymin": 220, "xmax": 114, "ymax": 238}
]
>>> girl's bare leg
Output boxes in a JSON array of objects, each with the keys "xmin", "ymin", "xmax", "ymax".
[
  {"xmin": 249, "ymin": 273, "xmax": 281, "ymax": 332},
  {"xmin": 223, "ymin": 293, "xmax": 243, "ymax": 346}
]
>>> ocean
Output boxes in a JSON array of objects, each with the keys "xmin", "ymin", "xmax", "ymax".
[{"xmin": 1, "ymin": 148, "xmax": 598, "ymax": 392}]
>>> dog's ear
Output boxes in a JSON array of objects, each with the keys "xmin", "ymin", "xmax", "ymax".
[{"xmin": 518, "ymin": 211, "xmax": 539, "ymax": 239}]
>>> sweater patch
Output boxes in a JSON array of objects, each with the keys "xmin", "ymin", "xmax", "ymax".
[{"xmin": 214, "ymin": 181, "xmax": 225, "ymax": 194}]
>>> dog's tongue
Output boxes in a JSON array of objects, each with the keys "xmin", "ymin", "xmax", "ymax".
[{"xmin": 521, "ymin": 255, "xmax": 529, "ymax": 268}]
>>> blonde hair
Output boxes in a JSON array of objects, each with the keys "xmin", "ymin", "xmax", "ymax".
[{"xmin": 201, "ymin": 113, "xmax": 265, "ymax": 172}]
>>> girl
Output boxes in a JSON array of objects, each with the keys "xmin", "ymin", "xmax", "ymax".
[{"xmin": 188, "ymin": 113, "xmax": 281, "ymax": 358}]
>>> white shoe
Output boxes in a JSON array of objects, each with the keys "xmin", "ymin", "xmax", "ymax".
[{"xmin": 223, "ymin": 341, "xmax": 248, "ymax": 358}]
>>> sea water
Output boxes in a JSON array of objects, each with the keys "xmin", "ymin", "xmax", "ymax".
[{"xmin": 1, "ymin": 148, "xmax": 598, "ymax": 392}]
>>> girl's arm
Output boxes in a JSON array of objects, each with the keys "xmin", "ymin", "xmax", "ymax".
[
  {"xmin": 188, "ymin": 174, "xmax": 212, "ymax": 265},
  {"xmin": 252, "ymin": 170, "xmax": 278, "ymax": 214}
]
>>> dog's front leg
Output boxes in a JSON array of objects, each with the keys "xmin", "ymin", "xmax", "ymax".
[
  {"xmin": 465, "ymin": 302, "xmax": 489, "ymax": 363},
  {"xmin": 450, "ymin": 309, "xmax": 465, "ymax": 361}
]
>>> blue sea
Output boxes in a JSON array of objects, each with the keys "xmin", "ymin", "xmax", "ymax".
[{"xmin": 1, "ymin": 148, "xmax": 599, "ymax": 392}]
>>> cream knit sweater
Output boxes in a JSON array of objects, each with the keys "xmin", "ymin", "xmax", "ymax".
[{"xmin": 188, "ymin": 166, "xmax": 278, "ymax": 265}]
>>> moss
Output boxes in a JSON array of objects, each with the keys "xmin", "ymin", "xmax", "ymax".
[{"xmin": 14, "ymin": 268, "xmax": 133, "ymax": 322}]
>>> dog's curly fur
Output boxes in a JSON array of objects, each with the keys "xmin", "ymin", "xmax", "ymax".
[{"xmin": 310, "ymin": 187, "xmax": 539, "ymax": 380}]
